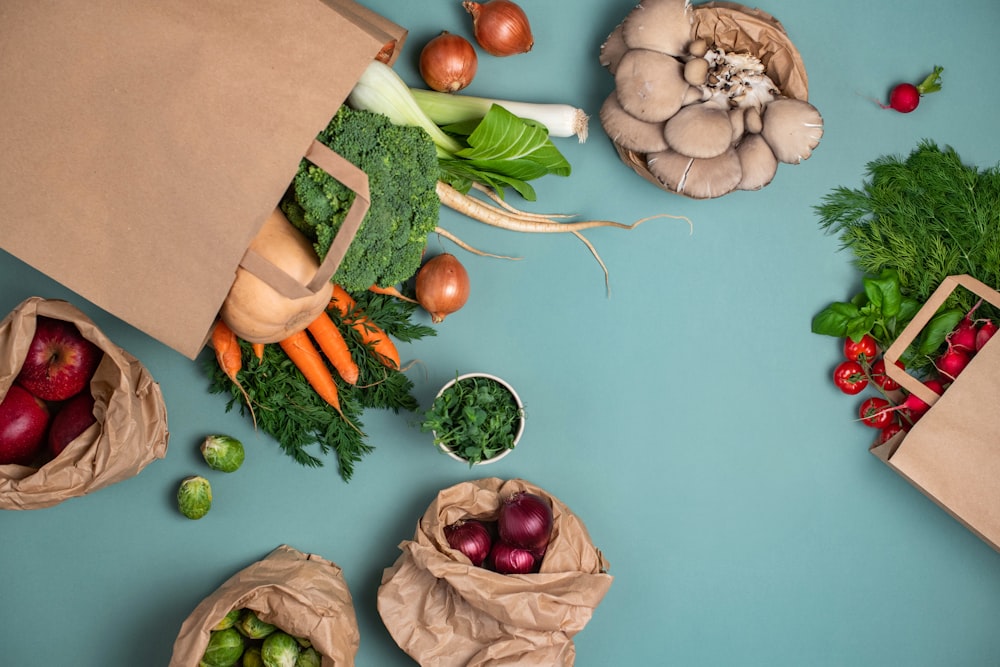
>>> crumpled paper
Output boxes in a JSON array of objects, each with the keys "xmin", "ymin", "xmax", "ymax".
[
  {"xmin": 0, "ymin": 296, "xmax": 168, "ymax": 510},
  {"xmin": 378, "ymin": 478, "xmax": 613, "ymax": 666},
  {"xmin": 169, "ymin": 545, "xmax": 361, "ymax": 667}
]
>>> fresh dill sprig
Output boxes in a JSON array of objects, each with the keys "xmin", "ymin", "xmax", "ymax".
[{"xmin": 816, "ymin": 139, "xmax": 1000, "ymax": 316}]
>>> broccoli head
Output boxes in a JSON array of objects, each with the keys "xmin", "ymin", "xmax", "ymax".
[{"xmin": 281, "ymin": 106, "xmax": 440, "ymax": 292}]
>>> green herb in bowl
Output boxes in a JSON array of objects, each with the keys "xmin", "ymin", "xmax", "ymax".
[{"xmin": 421, "ymin": 373, "xmax": 525, "ymax": 465}]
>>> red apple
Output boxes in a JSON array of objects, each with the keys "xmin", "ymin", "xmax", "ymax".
[
  {"xmin": 48, "ymin": 391, "xmax": 97, "ymax": 457},
  {"xmin": 0, "ymin": 384, "xmax": 51, "ymax": 465},
  {"xmin": 15, "ymin": 316, "xmax": 102, "ymax": 401}
]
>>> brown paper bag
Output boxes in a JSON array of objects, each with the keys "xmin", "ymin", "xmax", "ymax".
[
  {"xmin": 378, "ymin": 478, "xmax": 613, "ymax": 667},
  {"xmin": 0, "ymin": 297, "xmax": 168, "ymax": 510},
  {"xmin": 0, "ymin": 0, "xmax": 406, "ymax": 359},
  {"xmin": 169, "ymin": 544, "xmax": 360, "ymax": 667},
  {"xmin": 871, "ymin": 275, "xmax": 1000, "ymax": 551}
]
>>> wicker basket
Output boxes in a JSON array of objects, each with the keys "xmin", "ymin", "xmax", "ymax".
[{"xmin": 610, "ymin": 2, "xmax": 810, "ymax": 195}]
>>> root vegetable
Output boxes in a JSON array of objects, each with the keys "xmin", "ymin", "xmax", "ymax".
[
  {"xmin": 306, "ymin": 311, "xmax": 359, "ymax": 385},
  {"xmin": 329, "ymin": 285, "xmax": 401, "ymax": 370},
  {"xmin": 415, "ymin": 253, "xmax": 470, "ymax": 324},
  {"xmin": 463, "ymin": 0, "xmax": 534, "ymax": 57},
  {"xmin": 419, "ymin": 31, "xmax": 478, "ymax": 92},
  {"xmin": 881, "ymin": 66, "xmax": 943, "ymax": 113},
  {"xmin": 976, "ymin": 320, "xmax": 998, "ymax": 351},
  {"xmin": 279, "ymin": 330, "xmax": 344, "ymax": 415}
]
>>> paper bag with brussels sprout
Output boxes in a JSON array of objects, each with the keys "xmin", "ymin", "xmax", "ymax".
[
  {"xmin": 378, "ymin": 478, "xmax": 613, "ymax": 666},
  {"xmin": 169, "ymin": 545, "xmax": 360, "ymax": 667},
  {"xmin": 0, "ymin": 297, "xmax": 168, "ymax": 510}
]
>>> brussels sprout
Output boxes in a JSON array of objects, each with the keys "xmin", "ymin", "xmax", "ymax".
[
  {"xmin": 177, "ymin": 475, "xmax": 212, "ymax": 520},
  {"xmin": 200, "ymin": 434, "xmax": 245, "ymax": 473},
  {"xmin": 212, "ymin": 608, "xmax": 241, "ymax": 631},
  {"xmin": 261, "ymin": 631, "xmax": 300, "ymax": 667},
  {"xmin": 236, "ymin": 609, "xmax": 277, "ymax": 640},
  {"xmin": 294, "ymin": 636, "xmax": 312, "ymax": 648},
  {"xmin": 242, "ymin": 646, "xmax": 264, "ymax": 667},
  {"xmin": 199, "ymin": 627, "xmax": 244, "ymax": 667},
  {"xmin": 294, "ymin": 647, "xmax": 321, "ymax": 667}
]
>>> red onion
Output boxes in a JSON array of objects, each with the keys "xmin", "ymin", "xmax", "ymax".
[
  {"xmin": 444, "ymin": 520, "xmax": 492, "ymax": 566},
  {"xmin": 489, "ymin": 541, "xmax": 537, "ymax": 574},
  {"xmin": 497, "ymin": 492, "xmax": 552, "ymax": 551}
]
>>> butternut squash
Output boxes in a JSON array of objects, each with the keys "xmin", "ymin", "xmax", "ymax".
[{"xmin": 220, "ymin": 208, "xmax": 333, "ymax": 344}]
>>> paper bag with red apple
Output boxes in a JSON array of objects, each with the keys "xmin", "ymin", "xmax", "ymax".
[{"xmin": 0, "ymin": 296, "xmax": 168, "ymax": 509}]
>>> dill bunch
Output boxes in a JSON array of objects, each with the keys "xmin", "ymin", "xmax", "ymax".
[{"xmin": 816, "ymin": 139, "xmax": 1000, "ymax": 315}]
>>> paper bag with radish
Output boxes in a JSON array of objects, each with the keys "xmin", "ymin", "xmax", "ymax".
[
  {"xmin": 0, "ymin": 297, "xmax": 168, "ymax": 510},
  {"xmin": 377, "ymin": 478, "xmax": 613, "ymax": 666},
  {"xmin": 169, "ymin": 545, "xmax": 361, "ymax": 667},
  {"xmin": 871, "ymin": 275, "xmax": 1000, "ymax": 552}
]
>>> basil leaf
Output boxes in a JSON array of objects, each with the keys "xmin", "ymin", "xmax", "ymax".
[
  {"xmin": 811, "ymin": 301, "xmax": 860, "ymax": 337},
  {"xmin": 915, "ymin": 308, "xmax": 964, "ymax": 356}
]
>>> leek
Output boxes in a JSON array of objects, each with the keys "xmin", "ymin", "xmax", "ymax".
[{"xmin": 409, "ymin": 88, "xmax": 589, "ymax": 142}]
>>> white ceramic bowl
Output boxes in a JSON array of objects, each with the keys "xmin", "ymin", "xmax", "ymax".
[{"xmin": 432, "ymin": 373, "xmax": 525, "ymax": 465}]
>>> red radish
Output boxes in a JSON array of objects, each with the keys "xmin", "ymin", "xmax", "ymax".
[
  {"xmin": 936, "ymin": 347, "xmax": 971, "ymax": 380},
  {"xmin": 948, "ymin": 317, "xmax": 977, "ymax": 352},
  {"xmin": 976, "ymin": 319, "xmax": 998, "ymax": 351},
  {"xmin": 880, "ymin": 66, "xmax": 943, "ymax": 113}
]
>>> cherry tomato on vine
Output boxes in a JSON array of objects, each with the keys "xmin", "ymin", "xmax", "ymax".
[
  {"xmin": 844, "ymin": 334, "xmax": 878, "ymax": 363},
  {"xmin": 833, "ymin": 360, "xmax": 869, "ymax": 394},
  {"xmin": 870, "ymin": 358, "xmax": 902, "ymax": 391},
  {"xmin": 859, "ymin": 396, "xmax": 893, "ymax": 428}
]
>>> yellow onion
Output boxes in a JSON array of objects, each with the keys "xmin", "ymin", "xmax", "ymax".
[
  {"xmin": 462, "ymin": 0, "xmax": 534, "ymax": 57},
  {"xmin": 415, "ymin": 253, "xmax": 470, "ymax": 323},
  {"xmin": 419, "ymin": 31, "xmax": 478, "ymax": 92}
]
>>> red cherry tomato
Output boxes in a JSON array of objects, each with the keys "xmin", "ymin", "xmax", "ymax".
[
  {"xmin": 833, "ymin": 360, "xmax": 869, "ymax": 395},
  {"xmin": 870, "ymin": 358, "xmax": 902, "ymax": 391},
  {"xmin": 859, "ymin": 396, "xmax": 893, "ymax": 429},
  {"xmin": 844, "ymin": 334, "xmax": 878, "ymax": 363}
]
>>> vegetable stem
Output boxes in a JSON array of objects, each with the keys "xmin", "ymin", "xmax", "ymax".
[{"xmin": 410, "ymin": 88, "xmax": 590, "ymax": 142}]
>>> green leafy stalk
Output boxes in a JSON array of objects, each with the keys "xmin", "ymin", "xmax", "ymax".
[{"xmin": 916, "ymin": 66, "xmax": 944, "ymax": 95}]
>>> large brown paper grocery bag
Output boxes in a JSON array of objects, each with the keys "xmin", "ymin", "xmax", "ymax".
[
  {"xmin": 378, "ymin": 478, "xmax": 613, "ymax": 666},
  {"xmin": 0, "ymin": 0, "xmax": 405, "ymax": 359},
  {"xmin": 170, "ymin": 544, "xmax": 360, "ymax": 666},
  {"xmin": 0, "ymin": 297, "xmax": 168, "ymax": 510},
  {"xmin": 871, "ymin": 275, "xmax": 1000, "ymax": 552}
]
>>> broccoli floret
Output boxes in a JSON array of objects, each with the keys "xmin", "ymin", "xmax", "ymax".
[{"xmin": 281, "ymin": 106, "xmax": 440, "ymax": 292}]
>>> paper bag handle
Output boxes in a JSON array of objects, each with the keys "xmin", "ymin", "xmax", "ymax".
[
  {"xmin": 237, "ymin": 138, "xmax": 370, "ymax": 299},
  {"xmin": 884, "ymin": 274, "xmax": 1000, "ymax": 406}
]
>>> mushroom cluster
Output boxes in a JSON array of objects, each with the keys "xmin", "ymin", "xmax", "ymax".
[{"xmin": 598, "ymin": 0, "xmax": 823, "ymax": 198}]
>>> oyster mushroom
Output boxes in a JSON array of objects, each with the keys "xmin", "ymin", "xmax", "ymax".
[
  {"xmin": 599, "ymin": 92, "xmax": 669, "ymax": 154},
  {"xmin": 614, "ymin": 48, "xmax": 689, "ymax": 123},
  {"xmin": 621, "ymin": 0, "xmax": 694, "ymax": 58},
  {"xmin": 728, "ymin": 108, "xmax": 745, "ymax": 144},
  {"xmin": 736, "ymin": 133, "xmax": 778, "ymax": 190},
  {"xmin": 647, "ymin": 147, "xmax": 743, "ymax": 199},
  {"xmin": 663, "ymin": 99, "xmax": 732, "ymax": 159},
  {"xmin": 760, "ymin": 97, "xmax": 824, "ymax": 163},
  {"xmin": 599, "ymin": 24, "xmax": 628, "ymax": 74},
  {"xmin": 744, "ymin": 106, "xmax": 763, "ymax": 134}
]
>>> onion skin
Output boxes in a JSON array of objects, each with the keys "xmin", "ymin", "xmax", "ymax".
[
  {"xmin": 497, "ymin": 492, "xmax": 552, "ymax": 552},
  {"xmin": 415, "ymin": 253, "xmax": 470, "ymax": 323},
  {"xmin": 489, "ymin": 541, "xmax": 537, "ymax": 574},
  {"xmin": 445, "ymin": 520, "xmax": 493, "ymax": 566},
  {"xmin": 462, "ymin": 0, "xmax": 534, "ymax": 57},
  {"xmin": 420, "ymin": 32, "xmax": 478, "ymax": 93}
]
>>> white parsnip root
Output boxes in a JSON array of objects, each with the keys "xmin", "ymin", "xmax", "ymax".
[{"xmin": 435, "ymin": 180, "xmax": 693, "ymax": 294}]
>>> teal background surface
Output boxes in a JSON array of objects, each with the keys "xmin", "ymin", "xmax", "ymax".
[{"xmin": 3, "ymin": 1, "xmax": 1000, "ymax": 665}]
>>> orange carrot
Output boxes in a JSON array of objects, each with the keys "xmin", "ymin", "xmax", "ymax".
[
  {"xmin": 330, "ymin": 284, "xmax": 401, "ymax": 370},
  {"xmin": 306, "ymin": 311, "xmax": 359, "ymax": 385},
  {"xmin": 212, "ymin": 320, "xmax": 255, "ymax": 426},
  {"xmin": 279, "ymin": 330, "xmax": 342, "ymax": 413},
  {"xmin": 251, "ymin": 342, "xmax": 266, "ymax": 362},
  {"xmin": 369, "ymin": 283, "xmax": 418, "ymax": 304}
]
